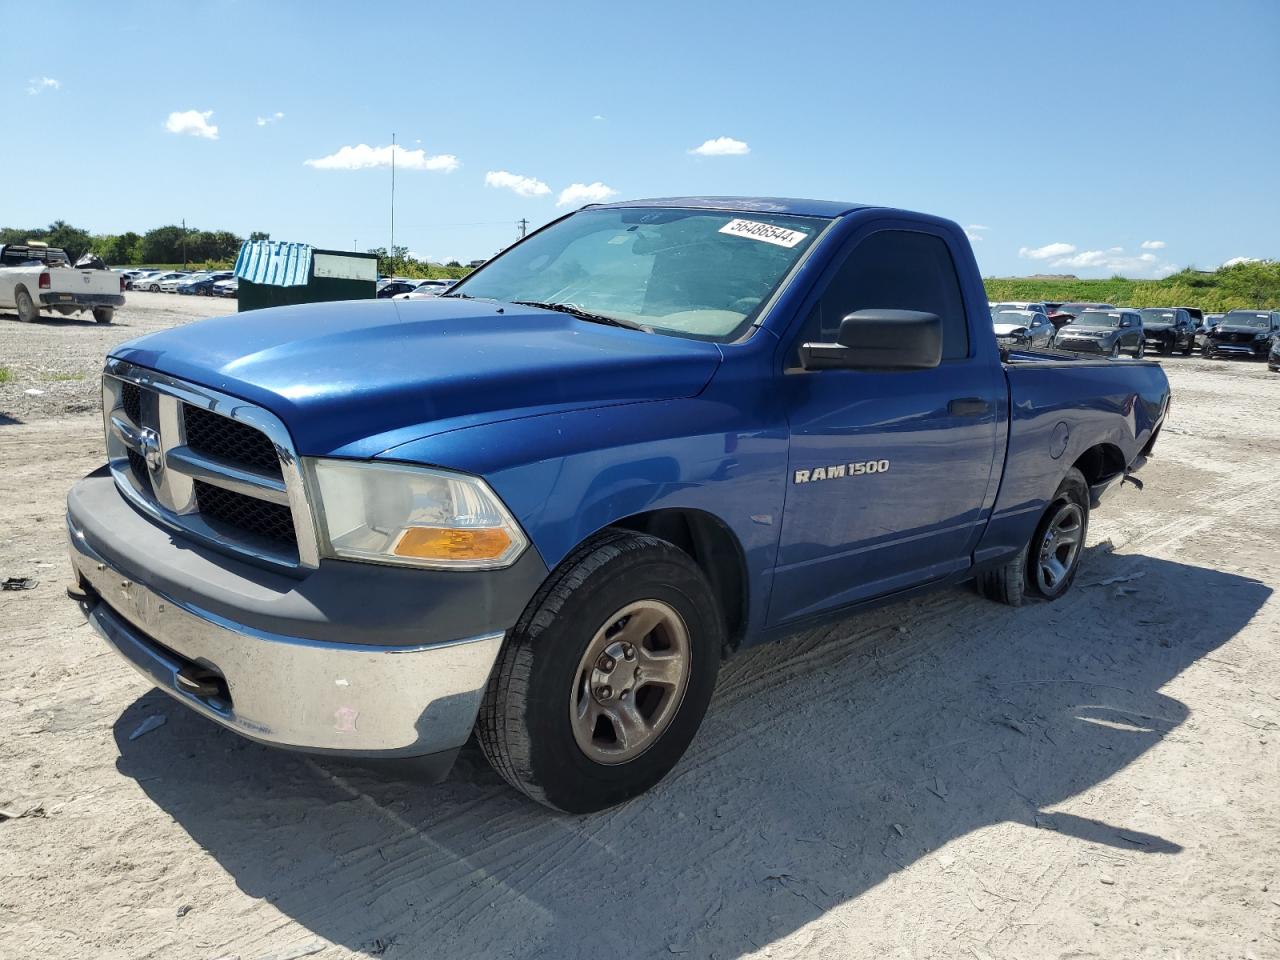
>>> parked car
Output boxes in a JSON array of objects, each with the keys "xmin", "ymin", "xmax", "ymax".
[
  {"xmin": 1138, "ymin": 307, "xmax": 1196, "ymax": 355},
  {"xmin": 0, "ymin": 243, "xmax": 124, "ymax": 324},
  {"xmin": 212, "ymin": 277, "xmax": 239, "ymax": 298},
  {"xmin": 158, "ymin": 272, "xmax": 194, "ymax": 293},
  {"xmin": 1049, "ymin": 302, "xmax": 1115, "ymax": 330},
  {"xmin": 134, "ymin": 271, "xmax": 187, "ymax": 293},
  {"xmin": 393, "ymin": 279, "xmax": 457, "ymax": 300},
  {"xmin": 1269, "ymin": 335, "xmax": 1280, "ymax": 372},
  {"xmin": 178, "ymin": 272, "xmax": 234, "ymax": 296},
  {"xmin": 68, "ymin": 196, "xmax": 1169, "ymax": 813},
  {"xmin": 377, "ymin": 279, "xmax": 420, "ymax": 299},
  {"xmin": 1195, "ymin": 314, "xmax": 1225, "ymax": 352},
  {"xmin": 1203, "ymin": 310, "xmax": 1280, "ymax": 359},
  {"xmin": 991, "ymin": 308, "xmax": 1055, "ymax": 348},
  {"xmin": 1055, "ymin": 308, "xmax": 1146, "ymax": 358},
  {"xmin": 990, "ymin": 300, "xmax": 1050, "ymax": 315},
  {"xmin": 125, "ymin": 270, "xmax": 164, "ymax": 290}
]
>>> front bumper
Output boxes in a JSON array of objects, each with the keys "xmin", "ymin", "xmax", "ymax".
[
  {"xmin": 1205, "ymin": 339, "xmax": 1270, "ymax": 358},
  {"xmin": 67, "ymin": 470, "xmax": 547, "ymax": 761},
  {"xmin": 1054, "ymin": 337, "xmax": 1109, "ymax": 354}
]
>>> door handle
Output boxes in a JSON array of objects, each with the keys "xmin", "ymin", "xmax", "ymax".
[{"xmin": 948, "ymin": 397, "xmax": 992, "ymax": 417}]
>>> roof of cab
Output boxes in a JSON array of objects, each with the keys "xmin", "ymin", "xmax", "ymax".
[{"xmin": 590, "ymin": 196, "xmax": 870, "ymax": 218}]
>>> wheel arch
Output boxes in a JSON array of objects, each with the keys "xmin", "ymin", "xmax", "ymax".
[
  {"xmin": 1070, "ymin": 442, "xmax": 1126, "ymax": 488},
  {"xmin": 607, "ymin": 508, "xmax": 749, "ymax": 651}
]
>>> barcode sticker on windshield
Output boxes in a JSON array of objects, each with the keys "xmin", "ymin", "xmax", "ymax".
[{"xmin": 718, "ymin": 219, "xmax": 809, "ymax": 248}]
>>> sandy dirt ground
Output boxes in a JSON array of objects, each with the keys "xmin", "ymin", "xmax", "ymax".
[{"xmin": 1, "ymin": 296, "xmax": 1278, "ymax": 960}]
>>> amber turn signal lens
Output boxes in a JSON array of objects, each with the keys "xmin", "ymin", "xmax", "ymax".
[{"xmin": 393, "ymin": 526, "xmax": 513, "ymax": 561}]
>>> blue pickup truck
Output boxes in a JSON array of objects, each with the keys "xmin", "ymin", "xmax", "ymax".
[{"xmin": 67, "ymin": 197, "xmax": 1170, "ymax": 812}]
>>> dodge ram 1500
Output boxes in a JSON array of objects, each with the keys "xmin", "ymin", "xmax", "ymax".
[
  {"xmin": 66, "ymin": 197, "xmax": 1170, "ymax": 812},
  {"xmin": 1, "ymin": 243, "xmax": 124, "ymax": 324}
]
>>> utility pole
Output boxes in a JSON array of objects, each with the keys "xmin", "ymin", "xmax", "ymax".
[
  {"xmin": 390, "ymin": 132, "xmax": 396, "ymax": 275},
  {"xmin": 181, "ymin": 217, "xmax": 187, "ymax": 268},
  {"xmin": 517, "ymin": 218, "xmax": 529, "ymax": 240}
]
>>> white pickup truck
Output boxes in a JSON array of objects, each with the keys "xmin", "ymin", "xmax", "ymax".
[{"xmin": 0, "ymin": 243, "xmax": 125, "ymax": 324}]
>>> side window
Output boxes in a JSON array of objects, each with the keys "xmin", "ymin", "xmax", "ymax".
[{"xmin": 811, "ymin": 229, "xmax": 970, "ymax": 361}]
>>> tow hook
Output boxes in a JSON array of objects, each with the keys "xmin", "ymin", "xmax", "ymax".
[{"xmin": 175, "ymin": 666, "xmax": 226, "ymax": 701}]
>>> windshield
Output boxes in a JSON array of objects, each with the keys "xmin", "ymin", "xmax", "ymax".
[
  {"xmin": 1073, "ymin": 310, "xmax": 1122, "ymax": 328},
  {"xmin": 1221, "ymin": 312, "xmax": 1271, "ymax": 328},
  {"xmin": 1140, "ymin": 309, "xmax": 1177, "ymax": 324},
  {"xmin": 447, "ymin": 206, "xmax": 831, "ymax": 341}
]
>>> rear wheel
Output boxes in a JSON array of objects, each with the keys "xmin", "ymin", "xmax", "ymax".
[
  {"xmin": 477, "ymin": 530, "xmax": 723, "ymax": 813},
  {"xmin": 977, "ymin": 468, "xmax": 1090, "ymax": 606},
  {"xmin": 92, "ymin": 307, "xmax": 114, "ymax": 324},
  {"xmin": 1182, "ymin": 337, "xmax": 1194, "ymax": 356},
  {"xmin": 15, "ymin": 287, "xmax": 39, "ymax": 323},
  {"xmin": 1134, "ymin": 339, "xmax": 1146, "ymax": 358}
]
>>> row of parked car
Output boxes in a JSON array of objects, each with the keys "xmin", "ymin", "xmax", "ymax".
[
  {"xmin": 120, "ymin": 269, "xmax": 238, "ymax": 297},
  {"xmin": 376, "ymin": 277, "xmax": 458, "ymax": 299},
  {"xmin": 990, "ymin": 301, "xmax": 1280, "ymax": 368}
]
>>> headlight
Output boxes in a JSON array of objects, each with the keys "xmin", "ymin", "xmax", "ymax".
[
  {"xmin": 308, "ymin": 459, "xmax": 528, "ymax": 569},
  {"xmin": 1256, "ymin": 332, "xmax": 1270, "ymax": 340}
]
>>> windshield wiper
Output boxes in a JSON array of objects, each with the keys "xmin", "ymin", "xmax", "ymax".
[{"xmin": 512, "ymin": 300, "xmax": 653, "ymax": 333}]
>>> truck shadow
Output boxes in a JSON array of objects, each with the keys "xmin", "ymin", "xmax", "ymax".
[
  {"xmin": 0, "ymin": 309, "xmax": 100, "ymax": 327},
  {"xmin": 113, "ymin": 548, "xmax": 1267, "ymax": 958}
]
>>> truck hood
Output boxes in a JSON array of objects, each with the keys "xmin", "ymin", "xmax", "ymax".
[{"xmin": 111, "ymin": 298, "xmax": 723, "ymax": 457}]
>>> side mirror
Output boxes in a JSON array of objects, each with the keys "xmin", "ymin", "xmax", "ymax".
[{"xmin": 799, "ymin": 309, "xmax": 942, "ymax": 371}]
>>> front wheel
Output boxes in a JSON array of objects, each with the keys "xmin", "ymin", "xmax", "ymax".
[
  {"xmin": 477, "ymin": 530, "xmax": 723, "ymax": 813},
  {"xmin": 1182, "ymin": 338, "xmax": 1194, "ymax": 356},
  {"xmin": 15, "ymin": 287, "xmax": 39, "ymax": 323},
  {"xmin": 1110, "ymin": 342, "xmax": 1122, "ymax": 358},
  {"xmin": 1134, "ymin": 339, "xmax": 1146, "ymax": 358}
]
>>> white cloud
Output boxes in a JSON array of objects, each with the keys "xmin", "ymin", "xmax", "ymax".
[
  {"xmin": 165, "ymin": 109, "xmax": 219, "ymax": 140},
  {"xmin": 556, "ymin": 182, "xmax": 618, "ymax": 207},
  {"xmin": 1222, "ymin": 256, "xmax": 1259, "ymax": 268},
  {"xmin": 592, "ymin": 114, "xmax": 606, "ymax": 121},
  {"xmin": 1047, "ymin": 246, "xmax": 1177, "ymax": 277},
  {"xmin": 690, "ymin": 136, "xmax": 750, "ymax": 156},
  {"xmin": 967, "ymin": 224, "xmax": 990, "ymax": 232},
  {"xmin": 26, "ymin": 76, "xmax": 59, "ymax": 95},
  {"xmin": 304, "ymin": 143, "xmax": 459, "ymax": 172},
  {"xmin": 1019, "ymin": 242, "xmax": 1075, "ymax": 260},
  {"xmin": 1140, "ymin": 240, "xmax": 1166, "ymax": 250},
  {"xmin": 256, "ymin": 111, "xmax": 285, "ymax": 127},
  {"xmin": 485, "ymin": 170, "xmax": 551, "ymax": 197}
]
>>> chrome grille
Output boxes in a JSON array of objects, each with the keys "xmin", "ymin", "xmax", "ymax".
[
  {"xmin": 184, "ymin": 405, "xmax": 282, "ymax": 476},
  {"xmin": 101, "ymin": 359, "xmax": 318, "ymax": 570},
  {"xmin": 194, "ymin": 480, "xmax": 298, "ymax": 545}
]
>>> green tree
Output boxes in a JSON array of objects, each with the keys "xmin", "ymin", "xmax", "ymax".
[
  {"xmin": 44, "ymin": 220, "xmax": 94, "ymax": 260},
  {"xmin": 249, "ymin": 231, "xmax": 271, "ymax": 242},
  {"xmin": 139, "ymin": 225, "xmax": 188, "ymax": 264}
]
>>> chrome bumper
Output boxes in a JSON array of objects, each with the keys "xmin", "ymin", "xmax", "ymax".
[{"xmin": 68, "ymin": 514, "xmax": 504, "ymax": 758}]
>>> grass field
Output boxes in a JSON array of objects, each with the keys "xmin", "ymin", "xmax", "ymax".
[{"xmin": 984, "ymin": 261, "xmax": 1279, "ymax": 311}]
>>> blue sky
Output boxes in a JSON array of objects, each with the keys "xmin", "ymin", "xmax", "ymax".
[{"xmin": 6, "ymin": 0, "xmax": 1278, "ymax": 276}]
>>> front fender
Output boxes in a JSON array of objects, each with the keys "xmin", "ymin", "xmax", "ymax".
[{"xmin": 380, "ymin": 395, "xmax": 788, "ymax": 635}]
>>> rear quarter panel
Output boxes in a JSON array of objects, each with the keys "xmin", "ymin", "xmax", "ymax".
[{"xmin": 975, "ymin": 356, "xmax": 1169, "ymax": 564}]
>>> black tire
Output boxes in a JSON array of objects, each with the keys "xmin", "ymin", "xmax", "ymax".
[
  {"xmin": 1134, "ymin": 339, "xmax": 1145, "ymax": 359},
  {"xmin": 477, "ymin": 529, "xmax": 723, "ymax": 813},
  {"xmin": 1027, "ymin": 468, "xmax": 1090, "ymax": 601},
  {"xmin": 148, "ymin": 284, "xmax": 160, "ymax": 292},
  {"xmin": 1182, "ymin": 338, "xmax": 1194, "ymax": 356},
  {"xmin": 975, "ymin": 549, "xmax": 1027, "ymax": 607},
  {"xmin": 1110, "ymin": 342, "xmax": 1121, "ymax": 358},
  {"xmin": 977, "ymin": 468, "xmax": 1089, "ymax": 606},
  {"xmin": 14, "ymin": 287, "xmax": 39, "ymax": 323},
  {"xmin": 92, "ymin": 307, "xmax": 114, "ymax": 324}
]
